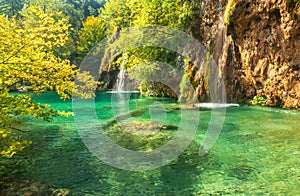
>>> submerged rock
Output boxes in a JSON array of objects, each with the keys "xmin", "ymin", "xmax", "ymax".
[
  {"xmin": 119, "ymin": 121, "xmax": 177, "ymax": 136},
  {"xmin": 0, "ymin": 181, "xmax": 71, "ymax": 196},
  {"xmin": 51, "ymin": 188, "xmax": 71, "ymax": 196}
]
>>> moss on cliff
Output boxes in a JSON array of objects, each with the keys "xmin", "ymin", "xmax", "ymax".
[{"xmin": 224, "ymin": 0, "xmax": 240, "ymax": 26}]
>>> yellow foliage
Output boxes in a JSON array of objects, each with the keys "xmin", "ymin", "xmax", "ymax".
[
  {"xmin": 0, "ymin": 6, "xmax": 96, "ymax": 158},
  {"xmin": 78, "ymin": 16, "xmax": 105, "ymax": 56},
  {"xmin": 0, "ymin": 7, "xmax": 75, "ymax": 98}
]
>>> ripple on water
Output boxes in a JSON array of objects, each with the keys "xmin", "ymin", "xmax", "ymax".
[{"xmin": 2, "ymin": 92, "xmax": 299, "ymax": 195}]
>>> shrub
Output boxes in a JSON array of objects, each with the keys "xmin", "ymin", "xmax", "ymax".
[{"xmin": 250, "ymin": 95, "xmax": 267, "ymax": 106}]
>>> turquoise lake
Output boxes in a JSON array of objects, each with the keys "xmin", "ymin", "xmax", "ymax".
[{"xmin": 2, "ymin": 92, "xmax": 300, "ymax": 195}]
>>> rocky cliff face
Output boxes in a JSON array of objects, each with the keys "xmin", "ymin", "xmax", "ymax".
[{"xmin": 193, "ymin": 0, "xmax": 300, "ymax": 109}]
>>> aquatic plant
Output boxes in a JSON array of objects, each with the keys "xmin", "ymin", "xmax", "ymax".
[{"xmin": 250, "ymin": 95, "xmax": 267, "ymax": 106}]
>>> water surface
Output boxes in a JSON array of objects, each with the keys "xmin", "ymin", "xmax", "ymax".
[{"xmin": 2, "ymin": 92, "xmax": 300, "ymax": 195}]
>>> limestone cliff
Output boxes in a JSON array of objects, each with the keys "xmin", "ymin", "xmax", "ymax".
[{"xmin": 193, "ymin": 0, "xmax": 300, "ymax": 109}]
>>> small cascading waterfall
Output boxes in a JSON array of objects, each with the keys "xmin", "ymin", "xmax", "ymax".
[{"xmin": 198, "ymin": 12, "xmax": 229, "ymax": 157}]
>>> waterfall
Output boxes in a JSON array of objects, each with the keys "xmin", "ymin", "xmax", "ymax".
[
  {"xmin": 115, "ymin": 54, "xmax": 127, "ymax": 92},
  {"xmin": 116, "ymin": 67, "xmax": 125, "ymax": 92},
  {"xmin": 112, "ymin": 54, "xmax": 138, "ymax": 93}
]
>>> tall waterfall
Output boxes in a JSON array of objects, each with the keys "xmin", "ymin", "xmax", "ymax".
[
  {"xmin": 116, "ymin": 67, "xmax": 125, "ymax": 92},
  {"xmin": 115, "ymin": 54, "xmax": 127, "ymax": 92}
]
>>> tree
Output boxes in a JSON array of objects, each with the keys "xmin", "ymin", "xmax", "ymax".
[
  {"xmin": 77, "ymin": 16, "xmax": 105, "ymax": 57},
  {"xmin": 129, "ymin": 0, "xmax": 193, "ymax": 29},
  {"xmin": 0, "ymin": 6, "xmax": 96, "ymax": 157},
  {"xmin": 23, "ymin": 0, "xmax": 78, "ymax": 60},
  {"xmin": 64, "ymin": 0, "xmax": 105, "ymax": 18},
  {"xmin": 100, "ymin": 0, "xmax": 132, "ymax": 35},
  {"xmin": 0, "ymin": 0, "xmax": 25, "ymax": 17}
]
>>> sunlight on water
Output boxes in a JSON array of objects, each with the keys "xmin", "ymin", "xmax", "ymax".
[{"xmin": 3, "ymin": 92, "xmax": 299, "ymax": 195}]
